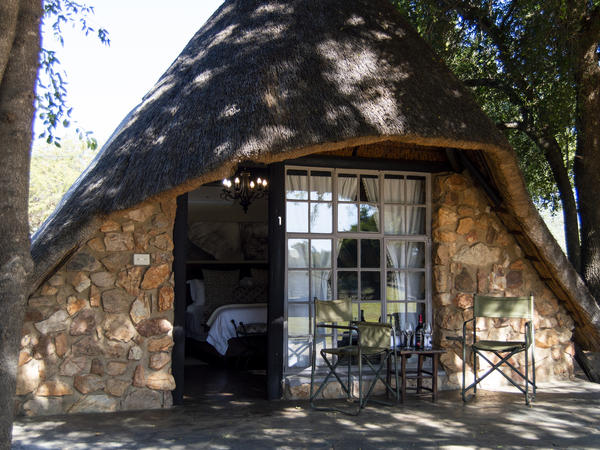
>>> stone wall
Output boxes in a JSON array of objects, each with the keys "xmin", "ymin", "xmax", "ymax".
[
  {"xmin": 16, "ymin": 198, "xmax": 177, "ymax": 416},
  {"xmin": 434, "ymin": 172, "xmax": 575, "ymax": 387}
]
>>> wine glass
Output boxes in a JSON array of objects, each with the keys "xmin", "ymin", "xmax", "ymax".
[
  {"xmin": 405, "ymin": 322, "xmax": 414, "ymax": 349},
  {"xmin": 424, "ymin": 322, "xmax": 432, "ymax": 349}
]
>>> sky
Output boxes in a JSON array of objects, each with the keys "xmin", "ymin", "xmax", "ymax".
[
  {"xmin": 38, "ymin": 0, "xmax": 224, "ymax": 147},
  {"xmin": 35, "ymin": 0, "xmax": 567, "ymax": 248}
]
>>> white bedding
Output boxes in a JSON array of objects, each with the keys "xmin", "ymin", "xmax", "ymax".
[{"xmin": 206, "ymin": 303, "xmax": 267, "ymax": 355}]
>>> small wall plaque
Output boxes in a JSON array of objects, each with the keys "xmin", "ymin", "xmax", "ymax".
[{"xmin": 133, "ymin": 254, "xmax": 151, "ymax": 266}]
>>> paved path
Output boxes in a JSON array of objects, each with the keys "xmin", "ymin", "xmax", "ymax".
[{"xmin": 12, "ymin": 380, "xmax": 600, "ymax": 449}]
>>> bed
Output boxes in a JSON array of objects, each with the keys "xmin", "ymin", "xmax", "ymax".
[{"xmin": 205, "ymin": 303, "xmax": 267, "ymax": 355}]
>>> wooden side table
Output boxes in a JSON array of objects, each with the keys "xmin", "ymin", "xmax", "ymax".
[{"xmin": 388, "ymin": 348, "xmax": 446, "ymax": 402}]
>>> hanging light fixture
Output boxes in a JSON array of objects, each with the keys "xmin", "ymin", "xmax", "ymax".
[{"xmin": 221, "ymin": 170, "xmax": 268, "ymax": 213}]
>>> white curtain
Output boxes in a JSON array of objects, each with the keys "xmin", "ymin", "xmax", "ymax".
[
  {"xmin": 286, "ymin": 173, "xmax": 308, "ymax": 199},
  {"xmin": 405, "ymin": 178, "xmax": 424, "ymax": 235}
]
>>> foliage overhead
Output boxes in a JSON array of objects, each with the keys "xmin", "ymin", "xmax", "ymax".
[
  {"xmin": 37, "ymin": 0, "xmax": 109, "ymax": 149},
  {"xmin": 393, "ymin": 0, "xmax": 582, "ymax": 213},
  {"xmin": 29, "ymin": 136, "xmax": 95, "ymax": 234}
]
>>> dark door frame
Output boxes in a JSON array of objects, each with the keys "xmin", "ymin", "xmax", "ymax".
[
  {"xmin": 267, "ymin": 162, "xmax": 285, "ymax": 399},
  {"xmin": 172, "ymin": 193, "xmax": 188, "ymax": 405}
]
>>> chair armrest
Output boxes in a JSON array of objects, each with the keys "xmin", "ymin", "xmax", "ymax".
[{"xmin": 317, "ymin": 323, "xmax": 358, "ymax": 332}]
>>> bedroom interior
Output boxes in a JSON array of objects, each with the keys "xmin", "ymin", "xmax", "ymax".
[{"xmin": 181, "ymin": 178, "xmax": 269, "ymax": 401}]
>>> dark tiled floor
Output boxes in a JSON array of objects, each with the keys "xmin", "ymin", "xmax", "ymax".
[{"xmin": 12, "ymin": 378, "xmax": 600, "ymax": 449}]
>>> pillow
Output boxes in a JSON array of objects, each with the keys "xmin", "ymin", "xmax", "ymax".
[
  {"xmin": 250, "ymin": 268, "xmax": 269, "ymax": 286},
  {"xmin": 186, "ymin": 279, "xmax": 205, "ymax": 305},
  {"xmin": 202, "ymin": 269, "xmax": 240, "ymax": 321}
]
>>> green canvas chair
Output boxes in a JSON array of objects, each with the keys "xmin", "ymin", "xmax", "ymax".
[
  {"xmin": 309, "ymin": 298, "xmax": 398, "ymax": 415},
  {"xmin": 451, "ymin": 294, "xmax": 536, "ymax": 405}
]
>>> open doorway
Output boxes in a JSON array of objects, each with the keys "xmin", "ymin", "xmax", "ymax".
[{"xmin": 175, "ymin": 178, "xmax": 269, "ymax": 404}]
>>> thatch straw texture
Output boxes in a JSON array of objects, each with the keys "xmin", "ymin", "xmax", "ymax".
[{"xmin": 30, "ymin": 0, "xmax": 600, "ymax": 348}]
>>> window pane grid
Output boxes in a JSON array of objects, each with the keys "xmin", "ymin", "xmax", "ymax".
[{"xmin": 285, "ymin": 167, "xmax": 430, "ymax": 372}]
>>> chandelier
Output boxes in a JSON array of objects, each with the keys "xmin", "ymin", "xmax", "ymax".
[{"xmin": 221, "ymin": 170, "xmax": 268, "ymax": 213}]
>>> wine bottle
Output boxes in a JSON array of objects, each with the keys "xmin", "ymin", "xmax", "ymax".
[
  {"xmin": 360, "ymin": 309, "xmax": 365, "ymax": 322},
  {"xmin": 415, "ymin": 314, "xmax": 424, "ymax": 349}
]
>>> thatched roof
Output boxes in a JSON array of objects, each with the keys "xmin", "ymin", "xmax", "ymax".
[{"xmin": 31, "ymin": 0, "xmax": 600, "ymax": 349}]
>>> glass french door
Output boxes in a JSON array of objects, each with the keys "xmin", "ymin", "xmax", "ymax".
[{"xmin": 284, "ymin": 166, "xmax": 431, "ymax": 371}]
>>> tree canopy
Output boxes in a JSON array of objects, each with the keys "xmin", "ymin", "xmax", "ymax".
[{"xmin": 394, "ymin": 0, "xmax": 599, "ymax": 291}]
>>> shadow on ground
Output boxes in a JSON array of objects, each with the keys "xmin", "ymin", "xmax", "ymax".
[{"xmin": 12, "ymin": 379, "xmax": 600, "ymax": 449}]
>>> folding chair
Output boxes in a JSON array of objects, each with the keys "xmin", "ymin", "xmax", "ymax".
[
  {"xmin": 309, "ymin": 298, "xmax": 398, "ymax": 415},
  {"xmin": 452, "ymin": 294, "xmax": 536, "ymax": 405}
]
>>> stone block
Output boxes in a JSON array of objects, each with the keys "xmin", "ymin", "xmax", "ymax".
[
  {"xmin": 140, "ymin": 264, "xmax": 170, "ymax": 290},
  {"xmin": 22, "ymin": 397, "xmax": 65, "ymax": 416},
  {"xmin": 32, "ymin": 335, "xmax": 55, "ymax": 359},
  {"xmin": 70, "ymin": 309, "xmax": 96, "ymax": 336},
  {"xmin": 41, "ymin": 284, "xmax": 58, "ymax": 296},
  {"xmin": 128, "ymin": 345, "xmax": 143, "ymax": 360},
  {"xmin": 70, "ymin": 272, "xmax": 91, "ymax": 293},
  {"xmin": 136, "ymin": 318, "xmax": 172, "ymax": 337},
  {"xmin": 506, "ymin": 270, "xmax": 523, "ymax": 289},
  {"xmin": 106, "ymin": 361, "xmax": 129, "ymax": 376},
  {"xmin": 104, "ymin": 232, "xmax": 134, "ymax": 252},
  {"xmin": 102, "ymin": 289, "xmax": 134, "ymax": 313},
  {"xmin": 67, "ymin": 296, "xmax": 87, "ymax": 316},
  {"xmin": 446, "ymin": 174, "xmax": 467, "ymax": 191},
  {"xmin": 536, "ymin": 329, "xmax": 560, "ymax": 348},
  {"xmin": 127, "ymin": 204, "xmax": 157, "ymax": 222},
  {"xmin": 130, "ymin": 295, "xmax": 150, "ymax": 324},
  {"xmin": 91, "ymin": 358, "xmax": 104, "ymax": 376},
  {"xmin": 36, "ymin": 381, "xmax": 73, "ymax": 397},
  {"xmin": 454, "ymin": 293, "xmax": 473, "ymax": 310},
  {"xmin": 54, "ymin": 332, "xmax": 68, "ymax": 357},
  {"xmin": 101, "ymin": 253, "xmax": 130, "ymax": 272},
  {"xmin": 122, "ymin": 221, "xmax": 135, "ymax": 232},
  {"xmin": 122, "ymin": 388, "xmax": 162, "ymax": 410},
  {"xmin": 34, "ymin": 310, "xmax": 69, "ymax": 335},
  {"xmin": 100, "ymin": 220, "xmax": 121, "ymax": 232},
  {"xmin": 146, "ymin": 372, "xmax": 176, "ymax": 391},
  {"xmin": 16, "ymin": 359, "xmax": 43, "ymax": 395},
  {"xmin": 133, "ymin": 365, "xmax": 145, "ymax": 387},
  {"xmin": 134, "ymin": 230, "xmax": 151, "ymax": 252},
  {"xmin": 116, "ymin": 266, "xmax": 145, "ymax": 296},
  {"xmin": 89, "ymin": 285, "xmax": 101, "ymax": 307},
  {"xmin": 439, "ymin": 307, "xmax": 464, "ymax": 331},
  {"xmin": 436, "ymin": 207, "xmax": 458, "ymax": 228},
  {"xmin": 158, "ymin": 286, "xmax": 174, "ymax": 312},
  {"xmin": 105, "ymin": 341, "xmax": 130, "ymax": 359},
  {"xmin": 91, "ymin": 272, "xmax": 116, "ymax": 288},
  {"xmin": 453, "ymin": 243, "xmax": 501, "ymax": 266},
  {"xmin": 150, "ymin": 234, "xmax": 174, "ymax": 251},
  {"xmin": 87, "ymin": 237, "xmax": 106, "ymax": 252},
  {"xmin": 19, "ymin": 351, "xmax": 32, "ymax": 367},
  {"xmin": 456, "ymin": 217, "xmax": 474, "ymax": 234},
  {"xmin": 69, "ymin": 395, "xmax": 118, "ymax": 413},
  {"xmin": 149, "ymin": 352, "xmax": 170, "ymax": 370},
  {"xmin": 74, "ymin": 374, "xmax": 105, "ymax": 394},
  {"xmin": 454, "ymin": 268, "xmax": 475, "ymax": 292},
  {"xmin": 106, "ymin": 379, "xmax": 130, "ymax": 397},
  {"xmin": 60, "ymin": 355, "xmax": 92, "ymax": 376},
  {"xmin": 433, "ymin": 266, "xmax": 450, "ymax": 293},
  {"xmin": 433, "ymin": 229, "xmax": 457, "ymax": 243},
  {"xmin": 152, "ymin": 213, "xmax": 170, "ymax": 229},
  {"xmin": 104, "ymin": 314, "xmax": 137, "ymax": 342},
  {"xmin": 72, "ymin": 336, "xmax": 101, "ymax": 356},
  {"xmin": 67, "ymin": 252, "xmax": 101, "ymax": 272},
  {"xmin": 48, "ymin": 274, "xmax": 65, "ymax": 287}
]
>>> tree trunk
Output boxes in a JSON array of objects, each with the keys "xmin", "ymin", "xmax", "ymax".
[
  {"xmin": 574, "ymin": 9, "xmax": 600, "ymax": 304},
  {"xmin": 528, "ymin": 128, "xmax": 581, "ymax": 272},
  {"xmin": 0, "ymin": 0, "xmax": 41, "ymax": 448}
]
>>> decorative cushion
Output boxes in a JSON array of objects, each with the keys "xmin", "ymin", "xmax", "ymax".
[
  {"xmin": 250, "ymin": 268, "xmax": 269, "ymax": 286},
  {"xmin": 202, "ymin": 269, "xmax": 240, "ymax": 322}
]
